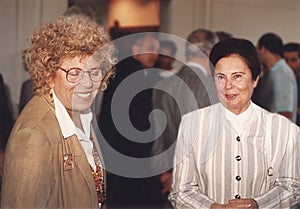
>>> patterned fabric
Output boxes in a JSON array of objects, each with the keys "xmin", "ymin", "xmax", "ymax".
[
  {"xmin": 169, "ymin": 102, "xmax": 300, "ymax": 208},
  {"xmin": 90, "ymin": 135, "xmax": 105, "ymax": 204}
]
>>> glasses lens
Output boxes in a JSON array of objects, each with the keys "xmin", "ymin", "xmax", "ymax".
[
  {"xmin": 90, "ymin": 68, "xmax": 104, "ymax": 82},
  {"xmin": 67, "ymin": 68, "xmax": 82, "ymax": 83}
]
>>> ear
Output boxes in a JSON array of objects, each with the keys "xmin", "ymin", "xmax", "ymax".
[
  {"xmin": 253, "ymin": 76, "xmax": 260, "ymax": 88},
  {"xmin": 260, "ymin": 46, "xmax": 269, "ymax": 54}
]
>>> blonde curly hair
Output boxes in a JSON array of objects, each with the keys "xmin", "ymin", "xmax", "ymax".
[{"xmin": 23, "ymin": 15, "xmax": 117, "ymax": 95}]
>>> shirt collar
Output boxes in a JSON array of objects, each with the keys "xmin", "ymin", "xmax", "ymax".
[
  {"xmin": 271, "ymin": 59, "xmax": 285, "ymax": 72},
  {"xmin": 52, "ymin": 90, "xmax": 92, "ymax": 139},
  {"xmin": 223, "ymin": 101, "xmax": 257, "ymax": 134},
  {"xmin": 224, "ymin": 101, "xmax": 254, "ymax": 121}
]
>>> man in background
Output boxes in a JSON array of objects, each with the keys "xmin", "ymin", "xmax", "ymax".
[
  {"xmin": 151, "ymin": 29, "xmax": 219, "ymax": 207},
  {"xmin": 283, "ymin": 42, "xmax": 300, "ymax": 125},
  {"xmin": 155, "ymin": 40, "xmax": 180, "ymax": 78},
  {"xmin": 99, "ymin": 33, "xmax": 164, "ymax": 209},
  {"xmin": 253, "ymin": 33, "xmax": 297, "ymax": 122}
]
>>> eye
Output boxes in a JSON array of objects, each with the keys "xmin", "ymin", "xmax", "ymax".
[
  {"xmin": 233, "ymin": 74, "xmax": 242, "ymax": 79},
  {"xmin": 90, "ymin": 68, "xmax": 102, "ymax": 76},
  {"xmin": 216, "ymin": 74, "xmax": 225, "ymax": 80},
  {"xmin": 68, "ymin": 68, "xmax": 82, "ymax": 76}
]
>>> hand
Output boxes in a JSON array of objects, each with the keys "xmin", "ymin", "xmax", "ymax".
[
  {"xmin": 228, "ymin": 198, "xmax": 258, "ymax": 209},
  {"xmin": 160, "ymin": 171, "xmax": 172, "ymax": 195},
  {"xmin": 210, "ymin": 203, "xmax": 228, "ymax": 209},
  {"xmin": 210, "ymin": 199, "xmax": 258, "ymax": 209}
]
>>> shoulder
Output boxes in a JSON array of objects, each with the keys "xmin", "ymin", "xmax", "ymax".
[
  {"xmin": 182, "ymin": 103, "xmax": 220, "ymax": 123},
  {"xmin": 153, "ymin": 73, "xmax": 182, "ymax": 94},
  {"xmin": 11, "ymin": 96, "xmax": 60, "ymax": 145},
  {"xmin": 253, "ymin": 103, "xmax": 298, "ymax": 130}
]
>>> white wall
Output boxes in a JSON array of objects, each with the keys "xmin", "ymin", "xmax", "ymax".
[
  {"xmin": 0, "ymin": 0, "xmax": 67, "ymax": 118},
  {"xmin": 209, "ymin": 0, "xmax": 300, "ymax": 43},
  {"xmin": 163, "ymin": 0, "xmax": 300, "ymax": 43},
  {"xmin": 159, "ymin": 0, "xmax": 300, "ymax": 73}
]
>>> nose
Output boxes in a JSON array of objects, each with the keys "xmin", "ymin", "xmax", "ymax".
[
  {"xmin": 79, "ymin": 72, "xmax": 93, "ymax": 88},
  {"xmin": 224, "ymin": 78, "xmax": 233, "ymax": 89}
]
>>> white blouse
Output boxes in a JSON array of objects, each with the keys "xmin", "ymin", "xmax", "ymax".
[
  {"xmin": 52, "ymin": 90, "xmax": 96, "ymax": 170},
  {"xmin": 169, "ymin": 102, "xmax": 300, "ymax": 208}
]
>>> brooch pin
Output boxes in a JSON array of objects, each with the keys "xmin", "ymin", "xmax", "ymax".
[
  {"xmin": 63, "ymin": 153, "xmax": 75, "ymax": 170},
  {"xmin": 268, "ymin": 166, "xmax": 273, "ymax": 176}
]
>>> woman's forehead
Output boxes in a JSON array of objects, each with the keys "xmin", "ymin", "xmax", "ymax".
[{"xmin": 62, "ymin": 55, "xmax": 102, "ymax": 67}]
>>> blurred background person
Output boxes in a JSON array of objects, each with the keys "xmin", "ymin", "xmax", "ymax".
[
  {"xmin": 215, "ymin": 30, "xmax": 233, "ymax": 41},
  {"xmin": 18, "ymin": 78, "xmax": 34, "ymax": 114},
  {"xmin": 283, "ymin": 42, "xmax": 300, "ymax": 125},
  {"xmin": 0, "ymin": 73, "xmax": 14, "ymax": 150},
  {"xmin": 253, "ymin": 32, "xmax": 297, "ymax": 122},
  {"xmin": 99, "ymin": 32, "xmax": 165, "ymax": 209},
  {"xmin": 151, "ymin": 29, "xmax": 219, "ymax": 208},
  {"xmin": 1, "ymin": 15, "xmax": 116, "ymax": 209},
  {"xmin": 0, "ymin": 73, "xmax": 14, "ymax": 193},
  {"xmin": 155, "ymin": 40, "xmax": 179, "ymax": 78}
]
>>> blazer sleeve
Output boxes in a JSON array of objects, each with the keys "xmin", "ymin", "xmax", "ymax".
[
  {"xmin": 168, "ymin": 116, "xmax": 215, "ymax": 209},
  {"xmin": 1, "ymin": 126, "xmax": 53, "ymax": 208},
  {"xmin": 255, "ymin": 122, "xmax": 300, "ymax": 208}
]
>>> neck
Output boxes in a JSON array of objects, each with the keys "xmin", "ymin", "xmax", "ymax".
[
  {"xmin": 69, "ymin": 110, "xmax": 84, "ymax": 132},
  {"xmin": 266, "ymin": 54, "xmax": 282, "ymax": 70}
]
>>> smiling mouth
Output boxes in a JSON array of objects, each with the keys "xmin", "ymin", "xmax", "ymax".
[
  {"xmin": 225, "ymin": 94, "xmax": 237, "ymax": 100},
  {"xmin": 75, "ymin": 92, "xmax": 92, "ymax": 99}
]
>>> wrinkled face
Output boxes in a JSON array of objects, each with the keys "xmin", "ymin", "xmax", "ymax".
[
  {"xmin": 52, "ymin": 56, "xmax": 102, "ymax": 114},
  {"xmin": 283, "ymin": 51, "xmax": 300, "ymax": 75},
  {"xmin": 214, "ymin": 54, "xmax": 259, "ymax": 115},
  {"xmin": 134, "ymin": 35, "xmax": 159, "ymax": 68}
]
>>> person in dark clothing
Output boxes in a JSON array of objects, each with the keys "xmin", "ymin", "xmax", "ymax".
[
  {"xmin": 18, "ymin": 78, "xmax": 34, "ymax": 114},
  {"xmin": 0, "ymin": 73, "xmax": 13, "ymax": 150},
  {"xmin": 99, "ymin": 33, "xmax": 165, "ymax": 208}
]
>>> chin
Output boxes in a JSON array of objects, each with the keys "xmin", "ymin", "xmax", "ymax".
[{"xmin": 72, "ymin": 103, "xmax": 92, "ymax": 112}]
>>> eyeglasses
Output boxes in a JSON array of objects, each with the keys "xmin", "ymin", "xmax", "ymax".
[{"xmin": 59, "ymin": 67, "xmax": 105, "ymax": 83}]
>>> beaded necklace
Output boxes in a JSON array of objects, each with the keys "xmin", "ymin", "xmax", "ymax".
[
  {"xmin": 90, "ymin": 135, "xmax": 106, "ymax": 204},
  {"xmin": 90, "ymin": 162, "xmax": 105, "ymax": 204}
]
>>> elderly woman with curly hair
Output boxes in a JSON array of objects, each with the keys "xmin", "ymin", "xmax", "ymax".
[{"xmin": 1, "ymin": 15, "xmax": 116, "ymax": 209}]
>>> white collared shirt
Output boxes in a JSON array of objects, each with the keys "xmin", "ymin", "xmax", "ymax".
[
  {"xmin": 52, "ymin": 90, "xmax": 96, "ymax": 170},
  {"xmin": 224, "ymin": 101, "xmax": 255, "ymax": 134},
  {"xmin": 170, "ymin": 102, "xmax": 300, "ymax": 208}
]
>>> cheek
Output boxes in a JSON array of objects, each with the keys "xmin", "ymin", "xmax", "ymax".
[
  {"xmin": 215, "ymin": 81, "xmax": 225, "ymax": 92},
  {"xmin": 236, "ymin": 82, "xmax": 255, "ymax": 96}
]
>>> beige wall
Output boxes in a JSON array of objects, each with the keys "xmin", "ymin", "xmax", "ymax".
[
  {"xmin": 163, "ymin": 0, "xmax": 300, "ymax": 44},
  {"xmin": 1, "ymin": 0, "xmax": 300, "ymax": 117},
  {"xmin": 0, "ymin": 0, "xmax": 67, "ymax": 117},
  {"xmin": 209, "ymin": 0, "xmax": 300, "ymax": 43}
]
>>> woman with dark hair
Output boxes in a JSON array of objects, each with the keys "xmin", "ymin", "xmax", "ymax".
[{"xmin": 169, "ymin": 38, "xmax": 300, "ymax": 208}]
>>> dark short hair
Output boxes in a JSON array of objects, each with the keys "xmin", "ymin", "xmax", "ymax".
[
  {"xmin": 215, "ymin": 31, "xmax": 233, "ymax": 41},
  {"xmin": 283, "ymin": 42, "xmax": 300, "ymax": 58},
  {"xmin": 159, "ymin": 40, "xmax": 177, "ymax": 56},
  {"xmin": 257, "ymin": 32, "xmax": 283, "ymax": 57},
  {"xmin": 185, "ymin": 29, "xmax": 219, "ymax": 58},
  {"xmin": 209, "ymin": 38, "xmax": 261, "ymax": 80}
]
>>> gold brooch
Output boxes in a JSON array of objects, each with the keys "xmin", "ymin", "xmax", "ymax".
[{"xmin": 63, "ymin": 153, "xmax": 75, "ymax": 170}]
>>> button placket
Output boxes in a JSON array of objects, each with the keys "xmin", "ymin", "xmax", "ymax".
[
  {"xmin": 235, "ymin": 155, "xmax": 242, "ymax": 161},
  {"xmin": 235, "ymin": 194, "xmax": 241, "ymax": 199},
  {"xmin": 234, "ymin": 135, "xmax": 242, "ymax": 199}
]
